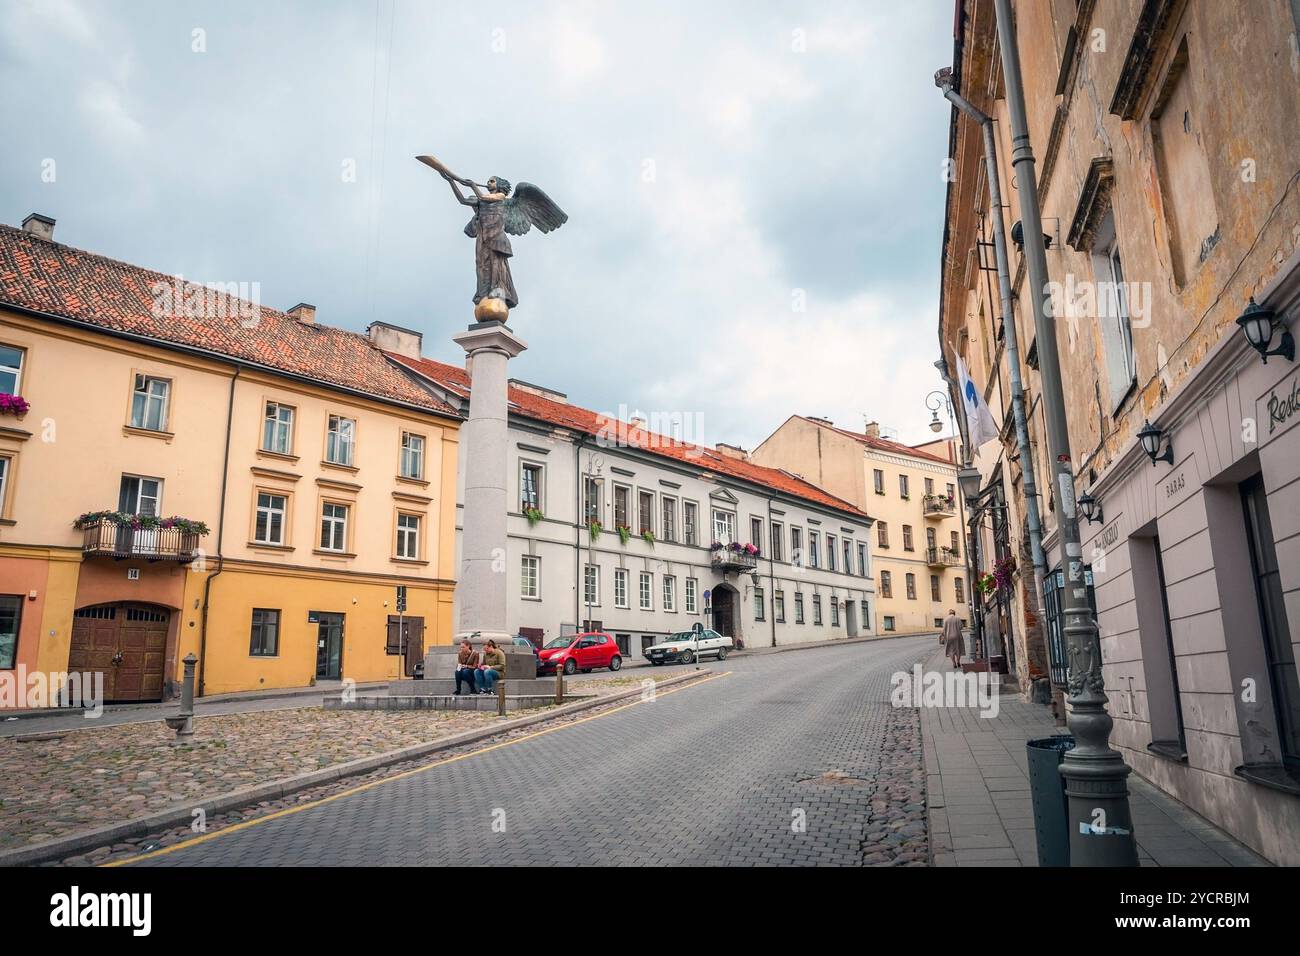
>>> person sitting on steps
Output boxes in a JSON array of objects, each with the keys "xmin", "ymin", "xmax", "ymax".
[
  {"xmin": 477, "ymin": 639, "xmax": 506, "ymax": 694},
  {"xmin": 454, "ymin": 638, "xmax": 480, "ymax": 695}
]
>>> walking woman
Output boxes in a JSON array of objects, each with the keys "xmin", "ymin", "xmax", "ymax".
[{"xmin": 942, "ymin": 609, "xmax": 965, "ymax": 669}]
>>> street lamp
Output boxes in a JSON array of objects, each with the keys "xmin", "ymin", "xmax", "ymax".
[
  {"xmin": 924, "ymin": 390, "xmax": 955, "ymax": 436},
  {"xmin": 1236, "ymin": 297, "xmax": 1294, "ymax": 364},
  {"xmin": 1136, "ymin": 420, "xmax": 1174, "ymax": 467},
  {"xmin": 957, "ymin": 464, "xmax": 983, "ymax": 502},
  {"xmin": 1078, "ymin": 490, "xmax": 1103, "ymax": 525}
]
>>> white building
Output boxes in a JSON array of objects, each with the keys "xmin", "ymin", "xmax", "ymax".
[{"xmin": 371, "ymin": 323, "xmax": 877, "ymax": 660}]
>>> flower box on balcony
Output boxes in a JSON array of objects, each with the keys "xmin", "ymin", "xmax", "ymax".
[{"xmin": 75, "ymin": 512, "xmax": 208, "ymax": 563}]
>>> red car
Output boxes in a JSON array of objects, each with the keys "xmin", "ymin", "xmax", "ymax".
[{"xmin": 537, "ymin": 632, "xmax": 623, "ymax": 675}]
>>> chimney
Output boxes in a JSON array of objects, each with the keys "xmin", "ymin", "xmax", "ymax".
[
  {"xmin": 863, "ymin": 421, "xmax": 881, "ymax": 438},
  {"xmin": 367, "ymin": 321, "xmax": 423, "ymax": 360},
  {"xmin": 715, "ymin": 443, "xmax": 748, "ymax": 461},
  {"xmin": 628, "ymin": 413, "xmax": 647, "ymax": 429},
  {"xmin": 806, "ymin": 415, "xmax": 834, "ymax": 427},
  {"xmin": 287, "ymin": 302, "xmax": 316, "ymax": 325},
  {"xmin": 22, "ymin": 213, "xmax": 55, "ymax": 241}
]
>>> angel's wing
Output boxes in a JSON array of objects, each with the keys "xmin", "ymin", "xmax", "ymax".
[{"xmin": 502, "ymin": 183, "xmax": 569, "ymax": 237}]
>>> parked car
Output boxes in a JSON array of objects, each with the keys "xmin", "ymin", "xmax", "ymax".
[
  {"xmin": 512, "ymin": 634, "xmax": 541, "ymax": 674},
  {"xmin": 537, "ymin": 632, "xmax": 623, "ymax": 675},
  {"xmin": 644, "ymin": 628, "xmax": 733, "ymax": 665}
]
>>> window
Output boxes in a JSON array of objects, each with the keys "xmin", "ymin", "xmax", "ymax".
[
  {"xmin": 843, "ymin": 539, "xmax": 853, "ymax": 576},
  {"xmin": 662, "ymin": 575, "xmax": 676, "ymax": 612},
  {"xmin": 396, "ymin": 513, "xmax": 421, "ymax": 559},
  {"xmin": 927, "ymin": 527, "xmax": 938, "ymax": 552},
  {"xmin": 830, "ymin": 600, "xmax": 839, "ymax": 627},
  {"xmin": 639, "ymin": 572, "xmax": 653, "ymax": 610},
  {"xmin": 0, "ymin": 594, "xmax": 21, "ymax": 669},
  {"xmin": 947, "ymin": 483, "xmax": 956, "ymax": 502},
  {"xmin": 774, "ymin": 589, "xmax": 785, "ymax": 623},
  {"xmin": 812, "ymin": 594, "xmax": 823, "ymax": 625},
  {"xmin": 249, "ymin": 608, "xmax": 280, "ymax": 657},
  {"xmin": 0, "ymin": 344, "xmax": 23, "ymax": 396},
  {"xmin": 662, "ymin": 496, "xmax": 677, "ymax": 542},
  {"xmin": 130, "ymin": 375, "xmax": 171, "ymax": 431},
  {"xmin": 857, "ymin": 542, "xmax": 867, "ymax": 576},
  {"xmin": 585, "ymin": 478, "xmax": 603, "ymax": 524},
  {"xmin": 902, "ymin": 525, "xmax": 914, "ymax": 551},
  {"xmin": 955, "ymin": 577, "xmax": 965, "ymax": 604},
  {"xmin": 0, "ymin": 456, "xmax": 9, "ymax": 514},
  {"xmin": 263, "ymin": 401, "xmax": 294, "ymax": 454},
  {"xmin": 753, "ymin": 586, "xmax": 765, "ymax": 622},
  {"xmin": 712, "ymin": 509, "xmax": 735, "ymax": 544},
  {"xmin": 951, "ymin": 531, "xmax": 960, "ymax": 557},
  {"xmin": 906, "ymin": 573, "xmax": 917, "ymax": 600},
  {"xmin": 873, "ymin": 469, "xmax": 884, "ymax": 494},
  {"xmin": 826, "ymin": 534, "xmax": 836, "ymax": 571},
  {"xmin": 119, "ymin": 474, "xmax": 162, "ymax": 516},
  {"xmin": 685, "ymin": 577, "xmax": 697, "ymax": 614},
  {"xmin": 884, "ymin": 615, "xmax": 896, "ymax": 632},
  {"xmin": 790, "ymin": 527, "xmax": 803, "ymax": 565},
  {"xmin": 1092, "ymin": 210, "xmax": 1137, "ymax": 412},
  {"xmin": 860, "ymin": 600, "xmax": 870, "ymax": 625},
  {"xmin": 770, "ymin": 521, "xmax": 784, "ymax": 562},
  {"xmin": 877, "ymin": 522, "xmax": 889, "ymax": 548},
  {"xmin": 924, "ymin": 477, "xmax": 934, "ymax": 496},
  {"xmin": 614, "ymin": 568, "xmax": 629, "ymax": 608},
  {"xmin": 325, "ymin": 414, "xmax": 355, "ymax": 466},
  {"xmin": 584, "ymin": 564, "xmax": 600, "ymax": 606},
  {"xmin": 794, "ymin": 592, "xmax": 805, "ymax": 624},
  {"xmin": 254, "ymin": 492, "xmax": 287, "ymax": 544},
  {"xmin": 520, "ymin": 462, "xmax": 543, "ymax": 511},
  {"xmin": 614, "ymin": 484, "xmax": 631, "ymax": 530},
  {"xmin": 684, "ymin": 501, "xmax": 699, "ymax": 545},
  {"xmin": 400, "ymin": 432, "xmax": 425, "ymax": 479},
  {"xmin": 930, "ymin": 574, "xmax": 941, "ymax": 602},
  {"xmin": 320, "ymin": 502, "xmax": 349, "ymax": 552},
  {"xmin": 899, "ymin": 474, "xmax": 910, "ymax": 499},
  {"xmin": 750, "ymin": 516, "xmax": 763, "ymax": 549},
  {"xmin": 808, "ymin": 531, "xmax": 819, "ymax": 568},
  {"xmin": 521, "ymin": 555, "xmax": 540, "ymax": 599},
  {"xmin": 880, "ymin": 571, "xmax": 892, "ymax": 598},
  {"xmin": 638, "ymin": 489, "xmax": 654, "ymax": 534}
]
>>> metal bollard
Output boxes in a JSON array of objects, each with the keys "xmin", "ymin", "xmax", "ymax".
[
  {"xmin": 164, "ymin": 653, "xmax": 197, "ymax": 742},
  {"xmin": 497, "ymin": 677, "xmax": 506, "ymax": 717},
  {"xmin": 554, "ymin": 668, "xmax": 564, "ymax": 705}
]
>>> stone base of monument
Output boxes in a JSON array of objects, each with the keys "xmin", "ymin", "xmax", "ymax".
[
  {"xmin": 387, "ymin": 677, "xmax": 562, "ymax": 696},
  {"xmin": 423, "ymin": 642, "xmax": 537, "ymax": 681}
]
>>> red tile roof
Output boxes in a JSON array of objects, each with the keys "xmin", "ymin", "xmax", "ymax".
[
  {"xmin": 795, "ymin": 416, "xmax": 955, "ymax": 465},
  {"xmin": 387, "ymin": 353, "xmax": 874, "ymax": 521},
  {"xmin": 0, "ymin": 223, "xmax": 455, "ymax": 416}
]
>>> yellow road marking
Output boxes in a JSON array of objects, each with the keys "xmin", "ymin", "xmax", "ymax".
[{"xmin": 105, "ymin": 670, "xmax": 731, "ymax": 867}]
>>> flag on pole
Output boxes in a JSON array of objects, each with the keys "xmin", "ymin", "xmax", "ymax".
[{"xmin": 956, "ymin": 356, "xmax": 999, "ymax": 454}]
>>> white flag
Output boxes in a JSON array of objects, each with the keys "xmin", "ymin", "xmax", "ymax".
[{"xmin": 957, "ymin": 356, "xmax": 999, "ymax": 454}]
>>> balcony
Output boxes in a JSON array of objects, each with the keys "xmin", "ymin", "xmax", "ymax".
[
  {"xmin": 926, "ymin": 546, "xmax": 961, "ymax": 569},
  {"xmin": 81, "ymin": 518, "xmax": 202, "ymax": 563},
  {"xmin": 923, "ymin": 495, "xmax": 957, "ymax": 518},
  {"xmin": 710, "ymin": 544, "xmax": 759, "ymax": 574}
]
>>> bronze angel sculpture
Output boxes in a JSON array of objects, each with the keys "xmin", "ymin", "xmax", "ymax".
[{"xmin": 417, "ymin": 155, "xmax": 568, "ymax": 318}]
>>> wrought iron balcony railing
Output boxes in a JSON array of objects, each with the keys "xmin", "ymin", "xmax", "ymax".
[
  {"xmin": 82, "ymin": 519, "xmax": 201, "ymax": 563},
  {"xmin": 710, "ymin": 548, "xmax": 758, "ymax": 573},
  {"xmin": 926, "ymin": 546, "xmax": 961, "ymax": 568},
  {"xmin": 923, "ymin": 496, "xmax": 957, "ymax": 518}
]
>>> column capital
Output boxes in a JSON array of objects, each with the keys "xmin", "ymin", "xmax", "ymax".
[{"xmin": 453, "ymin": 322, "xmax": 529, "ymax": 359}]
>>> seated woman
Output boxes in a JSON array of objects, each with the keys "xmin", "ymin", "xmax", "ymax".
[{"xmin": 476, "ymin": 639, "xmax": 506, "ymax": 694}]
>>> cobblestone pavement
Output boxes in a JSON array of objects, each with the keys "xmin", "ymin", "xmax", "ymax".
[
  {"xmin": 109, "ymin": 635, "xmax": 933, "ymax": 866},
  {"xmin": 0, "ymin": 677, "xmax": 645, "ymax": 852}
]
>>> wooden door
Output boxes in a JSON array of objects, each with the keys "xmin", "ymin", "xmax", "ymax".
[{"xmin": 68, "ymin": 603, "xmax": 169, "ymax": 703}]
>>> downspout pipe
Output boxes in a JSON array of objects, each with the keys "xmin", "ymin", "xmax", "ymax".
[
  {"xmin": 198, "ymin": 364, "xmax": 240, "ymax": 697},
  {"xmin": 937, "ymin": 70, "xmax": 1049, "ymax": 667}
]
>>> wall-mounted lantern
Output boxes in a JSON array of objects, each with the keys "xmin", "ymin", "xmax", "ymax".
[
  {"xmin": 1236, "ymin": 297, "xmax": 1294, "ymax": 364},
  {"xmin": 1137, "ymin": 420, "xmax": 1174, "ymax": 467},
  {"xmin": 1078, "ymin": 490, "xmax": 1103, "ymax": 525}
]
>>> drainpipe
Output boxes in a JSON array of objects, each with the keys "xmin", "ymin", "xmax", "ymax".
[
  {"xmin": 198, "ymin": 364, "xmax": 240, "ymax": 697},
  {"xmin": 936, "ymin": 69, "xmax": 1049, "ymax": 668},
  {"xmin": 573, "ymin": 435, "xmax": 587, "ymax": 631},
  {"xmin": 766, "ymin": 496, "xmax": 778, "ymax": 648}
]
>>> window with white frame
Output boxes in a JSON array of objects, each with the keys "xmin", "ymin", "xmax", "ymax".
[
  {"xmin": 813, "ymin": 594, "xmax": 823, "ymax": 625},
  {"xmin": 520, "ymin": 462, "xmax": 543, "ymax": 512},
  {"xmin": 262, "ymin": 401, "xmax": 294, "ymax": 454},
  {"xmin": 794, "ymin": 592, "xmax": 805, "ymax": 624},
  {"xmin": 754, "ymin": 586, "xmax": 766, "ymax": 621},
  {"xmin": 899, "ymin": 474, "xmax": 910, "ymax": 499},
  {"xmin": 831, "ymin": 599, "xmax": 840, "ymax": 626},
  {"xmin": 320, "ymin": 502, "xmax": 349, "ymax": 551},
  {"xmin": 130, "ymin": 375, "xmax": 171, "ymax": 432},
  {"xmin": 584, "ymin": 477, "xmax": 602, "ymax": 524},
  {"xmin": 521, "ymin": 554, "xmax": 540, "ymax": 599},
  {"xmin": 712, "ymin": 509, "xmax": 736, "ymax": 544},
  {"xmin": 637, "ymin": 489, "xmax": 654, "ymax": 534},
  {"xmin": 663, "ymin": 575, "xmax": 676, "ymax": 612},
  {"xmin": 684, "ymin": 501, "xmax": 698, "ymax": 545},
  {"xmin": 396, "ymin": 513, "xmax": 421, "ymax": 559},
  {"xmin": 119, "ymin": 474, "xmax": 162, "ymax": 516},
  {"xmin": 790, "ymin": 527, "xmax": 803, "ymax": 566},
  {"xmin": 254, "ymin": 491, "xmax": 288, "ymax": 544},
  {"xmin": 614, "ymin": 568, "xmax": 629, "ymax": 608},
  {"xmin": 685, "ymin": 577, "xmax": 698, "ymax": 613},
  {"xmin": 0, "ymin": 455, "xmax": 9, "ymax": 513},
  {"xmin": 326, "ymin": 414, "xmax": 355, "ymax": 466},
  {"xmin": 750, "ymin": 516, "xmax": 763, "ymax": 548},
  {"xmin": 0, "ymin": 344, "xmax": 23, "ymax": 396},
  {"xmin": 1093, "ymin": 210, "xmax": 1137, "ymax": 412},
  {"xmin": 771, "ymin": 521, "xmax": 784, "ymax": 561},
  {"xmin": 400, "ymin": 432, "xmax": 425, "ymax": 479},
  {"xmin": 639, "ymin": 571, "xmax": 653, "ymax": 610},
  {"xmin": 661, "ymin": 495, "xmax": 677, "ymax": 542},
  {"xmin": 584, "ymin": 564, "xmax": 600, "ymax": 606},
  {"xmin": 858, "ymin": 542, "xmax": 868, "ymax": 576},
  {"xmin": 613, "ymin": 484, "xmax": 630, "ymax": 530},
  {"xmin": 843, "ymin": 539, "xmax": 853, "ymax": 575},
  {"xmin": 808, "ymin": 531, "xmax": 820, "ymax": 568},
  {"xmin": 827, "ymin": 534, "xmax": 837, "ymax": 571},
  {"xmin": 774, "ymin": 589, "xmax": 786, "ymax": 623}
]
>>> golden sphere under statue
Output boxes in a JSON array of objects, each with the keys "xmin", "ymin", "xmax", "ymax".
[{"xmin": 474, "ymin": 296, "xmax": 510, "ymax": 323}]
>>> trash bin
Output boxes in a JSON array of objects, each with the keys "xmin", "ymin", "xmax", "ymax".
[{"xmin": 1026, "ymin": 735, "xmax": 1075, "ymax": 867}]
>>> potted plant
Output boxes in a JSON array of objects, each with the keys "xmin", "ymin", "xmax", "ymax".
[
  {"xmin": 0, "ymin": 393, "xmax": 30, "ymax": 418},
  {"xmin": 616, "ymin": 524, "xmax": 632, "ymax": 545},
  {"xmin": 587, "ymin": 519, "xmax": 602, "ymax": 542},
  {"xmin": 641, "ymin": 529, "xmax": 655, "ymax": 547},
  {"xmin": 523, "ymin": 506, "xmax": 545, "ymax": 527}
]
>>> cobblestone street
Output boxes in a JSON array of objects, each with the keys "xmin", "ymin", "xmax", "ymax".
[{"xmin": 107, "ymin": 636, "xmax": 934, "ymax": 866}]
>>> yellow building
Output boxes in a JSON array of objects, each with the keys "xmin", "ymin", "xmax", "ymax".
[
  {"xmin": 752, "ymin": 416, "xmax": 963, "ymax": 634},
  {"xmin": 0, "ymin": 216, "xmax": 460, "ymax": 704}
]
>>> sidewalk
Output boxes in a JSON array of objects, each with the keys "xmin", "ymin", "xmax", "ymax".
[{"xmin": 921, "ymin": 650, "xmax": 1269, "ymax": 867}]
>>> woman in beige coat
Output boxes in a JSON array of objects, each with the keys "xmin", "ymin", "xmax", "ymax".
[{"xmin": 942, "ymin": 610, "xmax": 965, "ymax": 669}]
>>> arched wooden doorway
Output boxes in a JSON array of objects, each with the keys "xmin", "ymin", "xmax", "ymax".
[
  {"xmin": 710, "ymin": 583, "xmax": 743, "ymax": 647},
  {"xmin": 68, "ymin": 603, "xmax": 170, "ymax": 702}
]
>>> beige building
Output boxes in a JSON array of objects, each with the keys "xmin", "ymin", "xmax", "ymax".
[
  {"xmin": 752, "ymin": 416, "xmax": 963, "ymax": 634},
  {"xmin": 938, "ymin": 0, "xmax": 1300, "ymax": 863}
]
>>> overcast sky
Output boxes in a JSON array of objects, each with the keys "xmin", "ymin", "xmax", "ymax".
[{"xmin": 1, "ymin": 0, "xmax": 956, "ymax": 450}]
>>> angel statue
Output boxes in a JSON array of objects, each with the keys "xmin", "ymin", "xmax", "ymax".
[{"xmin": 417, "ymin": 154, "xmax": 568, "ymax": 319}]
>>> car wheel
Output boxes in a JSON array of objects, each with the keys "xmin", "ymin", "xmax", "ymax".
[
  {"xmin": 563, "ymin": 658, "xmax": 577, "ymax": 675},
  {"xmin": 609, "ymin": 655, "xmax": 623, "ymax": 671},
  {"xmin": 680, "ymin": 649, "xmax": 695, "ymax": 665},
  {"xmin": 716, "ymin": 647, "xmax": 728, "ymax": 661}
]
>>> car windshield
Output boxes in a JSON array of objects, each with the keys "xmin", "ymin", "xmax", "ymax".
[
  {"xmin": 544, "ymin": 636, "xmax": 575, "ymax": 649},
  {"xmin": 667, "ymin": 632, "xmax": 698, "ymax": 642}
]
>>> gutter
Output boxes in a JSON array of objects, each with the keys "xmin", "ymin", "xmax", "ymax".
[{"xmin": 198, "ymin": 364, "xmax": 240, "ymax": 697}]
